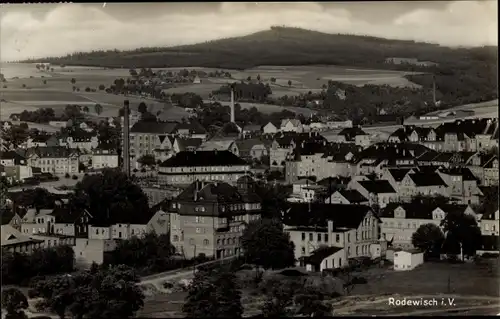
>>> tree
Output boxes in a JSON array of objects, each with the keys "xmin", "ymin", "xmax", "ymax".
[
  {"xmin": 1, "ymin": 288, "xmax": 29, "ymax": 319},
  {"xmin": 412, "ymin": 223, "xmax": 445, "ymax": 257},
  {"xmin": 183, "ymin": 267, "xmax": 243, "ymax": 318},
  {"xmin": 98, "ymin": 84, "xmax": 105, "ymax": 90},
  {"xmin": 138, "ymin": 102, "xmax": 148, "ymax": 114},
  {"xmin": 2, "ymin": 125, "xmax": 29, "ymax": 148},
  {"xmin": 140, "ymin": 111, "xmax": 157, "ymax": 122},
  {"xmin": 82, "ymin": 106, "xmax": 89, "ymax": 113},
  {"xmin": 241, "ymin": 219, "xmax": 295, "ymax": 270},
  {"xmin": 137, "ymin": 154, "xmax": 156, "ymax": 167},
  {"xmin": 247, "ymin": 76, "xmax": 252, "ymax": 82},
  {"xmin": 70, "ymin": 78, "xmax": 76, "ymax": 84},
  {"xmin": 94, "ymin": 104, "xmax": 103, "ymax": 115},
  {"xmin": 294, "ymin": 286, "xmax": 333, "ymax": 317},
  {"xmin": 441, "ymin": 211, "xmax": 482, "ymax": 260},
  {"xmin": 260, "ymin": 278, "xmax": 295, "ymax": 317},
  {"xmin": 31, "ymin": 265, "xmax": 144, "ymax": 319},
  {"xmin": 257, "ymin": 74, "xmax": 261, "ymax": 82},
  {"xmin": 288, "ymin": 80, "xmax": 292, "ymax": 87},
  {"xmin": 43, "ymin": 80, "xmax": 47, "ymax": 85},
  {"xmin": 69, "ymin": 169, "xmax": 150, "ymax": 225}
]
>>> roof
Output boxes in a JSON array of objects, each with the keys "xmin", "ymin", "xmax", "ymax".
[
  {"xmin": 284, "ymin": 203, "xmax": 375, "ymax": 229},
  {"xmin": 1, "ymin": 208, "xmax": 16, "ymax": 225},
  {"xmin": 0, "ymin": 150, "xmax": 26, "ymax": 164},
  {"xmin": 159, "ymin": 150, "xmax": 247, "ymax": 168},
  {"xmin": 175, "ymin": 137, "xmax": 203, "ymax": 151},
  {"xmin": 358, "ymin": 180, "xmax": 396, "ymax": 194},
  {"xmin": 1, "ymin": 224, "xmax": 42, "ymax": 247},
  {"xmin": 408, "ymin": 172, "xmax": 447, "ymax": 187},
  {"xmin": 338, "ymin": 127, "xmax": 367, "ymax": 141},
  {"xmin": 130, "ymin": 121, "xmax": 178, "ymax": 134},
  {"xmin": 26, "ymin": 146, "xmax": 79, "ymax": 158},
  {"xmin": 335, "ymin": 189, "xmax": 368, "ymax": 203},
  {"xmin": 235, "ymin": 139, "xmax": 266, "ymax": 154},
  {"xmin": 281, "ymin": 119, "xmax": 302, "ymax": 128},
  {"xmin": 199, "ymin": 138, "xmax": 236, "ymax": 152},
  {"xmin": 175, "ymin": 121, "xmax": 207, "ymax": 134},
  {"xmin": 243, "ymin": 124, "xmax": 262, "ymax": 132},
  {"xmin": 380, "ymin": 203, "xmax": 469, "ymax": 219},
  {"xmin": 438, "ymin": 167, "xmax": 478, "ymax": 181},
  {"xmin": 388, "ymin": 168, "xmax": 413, "ymax": 182},
  {"xmin": 305, "ymin": 246, "xmax": 343, "ymax": 265},
  {"xmin": 274, "ymin": 132, "xmax": 326, "ymax": 148}
]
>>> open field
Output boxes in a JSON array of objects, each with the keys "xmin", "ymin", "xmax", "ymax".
[
  {"xmin": 136, "ymin": 258, "xmax": 499, "ymax": 317},
  {"xmin": 202, "ymin": 99, "xmax": 316, "ymax": 116}
]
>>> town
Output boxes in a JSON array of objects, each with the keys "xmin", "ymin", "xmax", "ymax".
[{"xmin": 1, "ymin": 2, "xmax": 499, "ymax": 318}]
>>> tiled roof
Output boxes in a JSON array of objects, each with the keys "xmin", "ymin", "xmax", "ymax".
[
  {"xmin": 380, "ymin": 203, "xmax": 468, "ymax": 219},
  {"xmin": 438, "ymin": 167, "xmax": 478, "ymax": 181},
  {"xmin": 358, "ymin": 180, "xmax": 396, "ymax": 194},
  {"xmin": 130, "ymin": 121, "xmax": 178, "ymax": 134},
  {"xmin": 199, "ymin": 138, "xmax": 236, "ymax": 152},
  {"xmin": 409, "ymin": 172, "xmax": 447, "ymax": 187},
  {"xmin": 274, "ymin": 132, "xmax": 326, "ymax": 148},
  {"xmin": 0, "ymin": 151, "xmax": 26, "ymax": 164},
  {"xmin": 159, "ymin": 150, "xmax": 247, "ymax": 168},
  {"xmin": 322, "ymin": 143, "xmax": 362, "ymax": 161},
  {"xmin": 235, "ymin": 139, "xmax": 266, "ymax": 154},
  {"xmin": 336, "ymin": 189, "xmax": 368, "ymax": 203},
  {"xmin": 175, "ymin": 121, "xmax": 207, "ymax": 134},
  {"xmin": 284, "ymin": 203, "xmax": 375, "ymax": 229}
]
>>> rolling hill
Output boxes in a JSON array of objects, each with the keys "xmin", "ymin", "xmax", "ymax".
[{"xmin": 30, "ymin": 26, "xmax": 497, "ymax": 70}]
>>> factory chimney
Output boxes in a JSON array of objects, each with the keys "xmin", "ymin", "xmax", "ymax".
[
  {"xmin": 230, "ymin": 85, "xmax": 235, "ymax": 123},
  {"xmin": 432, "ymin": 75, "xmax": 436, "ymax": 106},
  {"xmin": 122, "ymin": 100, "xmax": 131, "ymax": 177}
]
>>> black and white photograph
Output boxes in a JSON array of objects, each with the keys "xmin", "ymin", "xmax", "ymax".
[{"xmin": 0, "ymin": 1, "xmax": 498, "ymax": 317}]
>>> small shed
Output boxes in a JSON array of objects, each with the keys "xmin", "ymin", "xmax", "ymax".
[{"xmin": 393, "ymin": 249, "xmax": 424, "ymax": 271}]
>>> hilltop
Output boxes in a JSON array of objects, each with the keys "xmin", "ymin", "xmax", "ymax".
[{"xmin": 27, "ymin": 27, "xmax": 497, "ymax": 70}]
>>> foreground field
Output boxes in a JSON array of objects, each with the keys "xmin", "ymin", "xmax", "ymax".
[{"xmin": 137, "ymin": 259, "xmax": 499, "ymax": 317}]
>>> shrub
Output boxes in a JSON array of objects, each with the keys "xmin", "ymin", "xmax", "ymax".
[
  {"xmin": 85, "ymin": 87, "xmax": 91, "ymax": 92},
  {"xmin": 132, "ymin": 168, "xmax": 138, "ymax": 173},
  {"xmin": 140, "ymin": 168, "xmax": 146, "ymax": 173},
  {"xmin": 72, "ymin": 175, "xmax": 78, "ymax": 180},
  {"xmin": 64, "ymin": 173, "xmax": 70, "ymax": 178}
]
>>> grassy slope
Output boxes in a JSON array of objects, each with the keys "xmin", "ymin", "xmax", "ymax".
[{"xmin": 33, "ymin": 27, "xmax": 497, "ymax": 70}]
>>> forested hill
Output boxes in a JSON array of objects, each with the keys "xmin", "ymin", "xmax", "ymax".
[{"xmin": 27, "ymin": 26, "xmax": 497, "ymax": 71}]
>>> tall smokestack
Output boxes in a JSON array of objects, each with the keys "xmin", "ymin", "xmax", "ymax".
[
  {"xmin": 432, "ymin": 75, "xmax": 436, "ymax": 106},
  {"xmin": 230, "ymin": 86, "xmax": 235, "ymax": 123},
  {"xmin": 123, "ymin": 100, "xmax": 131, "ymax": 177}
]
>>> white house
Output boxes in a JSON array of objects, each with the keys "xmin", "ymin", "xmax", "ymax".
[
  {"xmin": 263, "ymin": 122, "xmax": 278, "ymax": 135},
  {"xmin": 281, "ymin": 119, "xmax": 303, "ymax": 133},
  {"xmin": 92, "ymin": 146, "xmax": 119, "ymax": 170},
  {"xmin": 393, "ymin": 249, "xmax": 424, "ymax": 271}
]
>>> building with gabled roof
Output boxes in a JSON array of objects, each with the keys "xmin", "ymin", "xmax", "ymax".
[
  {"xmin": 198, "ymin": 137, "xmax": 239, "ymax": 156},
  {"xmin": 271, "ymin": 131, "xmax": 326, "ymax": 169},
  {"xmin": 349, "ymin": 179, "xmax": 398, "ymax": 208},
  {"xmin": 283, "ymin": 203, "xmax": 380, "ymax": 270},
  {"xmin": 398, "ymin": 172, "xmax": 448, "ymax": 201},
  {"xmin": 168, "ymin": 180, "xmax": 262, "ymax": 259},
  {"xmin": 1, "ymin": 224, "xmax": 44, "ymax": 254},
  {"xmin": 158, "ymin": 150, "xmax": 249, "ymax": 186},
  {"xmin": 26, "ymin": 146, "xmax": 80, "ymax": 175},
  {"xmin": 172, "ymin": 137, "xmax": 204, "ymax": 153}
]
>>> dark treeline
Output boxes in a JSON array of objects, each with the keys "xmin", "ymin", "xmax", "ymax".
[{"xmin": 28, "ymin": 27, "xmax": 497, "ymax": 114}]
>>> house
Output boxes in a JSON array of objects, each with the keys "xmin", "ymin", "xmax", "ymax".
[
  {"xmin": 350, "ymin": 179, "xmax": 398, "ymax": 208},
  {"xmin": 26, "ymin": 134, "xmax": 59, "ymax": 148},
  {"xmin": 326, "ymin": 189, "xmax": 369, "ymax": 205},
  {"xmin": 158, "ymin": 150, "xmax": 250, "ymax": 186},
  {"xmin": 467, "ymin": 153, "xmax": 499, "ymax": 186},
  {"xmin": 398, "ymin": 172, "xmax": 448, "ymax": 201},
  {"xmin": 287, "ymin": 179, "xmax": 325, "ymax": 203},
  {"xmin": 304, "ymin": 246, "xmax": 346, "ymax": 272},
  {"xmin": 241, "ymin": 125, "xmax": 262, "ymax": 137},
  {"xmin": 280, "ymin": 119, "xmax": 303, "ymax": 133},
  {"xmin": 79, "ymin": 122, "xmax": 94, "ymax": 133},
  {"xmin": 382, "ymin": 168, "xmax": 417, "ymax": 192},
  {"xmin": 48, "ymin": 120, "xmax": 72, "ymax": 128},
  {"xmin": 142, "ymin": 186, "xmax": 182, "ymax": 207},
  {"xmin": 262, "ymin": 122, "xmax": 279, "ymax": 135},
  {"xmin": 480, "ymin": 208, "xmax": 499, "ymax": 236},
  {"xmin": 198, "ymin": 138, "xmax": 239, "ymax": 156},
  {"xmin": 283, "ymin": 203, "xmax": 380, "ymax": 270},
  {"xmin": 127, "ymin": 121, "xmax": 178, "ymax": 168},
  {"xmin": 393, "ymin": 249, "xmax": 424, "ymax": 271},
  {"xmin": 271, "ymin": 132, "xmax": 326, "ymax": 169},
  {"xmin": 174, "ymin": 122, "xmax": 207, "ymax": 140},
  {"xmin": 235, "ymin": 139, "xmax": 269, "ymax": 162},
  {"xmin": 437, "ymin": 167, "xmax": 483, "ymax": 204},
  {"xmin": 326, "ymin": 120, "xmax": 353, "ymax": 129},
  {"xmin": 477, "ymin": 235, "xmax": 499, "ymax": 256},
  {"xmin": 168, "ymin": 179, "xmax": 262, "ymax": 259},
  {"xmin": 0, "ymin": 151, "xmax": 27, "ymax": 167},
  {"xmin": 120, "ymin": 110, "xmax": 141, "ymax": 128},
  {"xmin": 92, "ymin": 144, "xmax": 119, "ymax": 170},
  {"xmin": 285, "ymin": 141, "xmax": 330, "ymax": 183},
  {"xmin": 172, "ymin": 137, "xmax": 204, "ymax": 153},
  {"xmin": 1, "ymin": 208, "xmax": 23, "ymax": 230},
  {"xmin": 26, "ymin": 147, "xmax": 80, "ymax": 175},
  {"xmin": 379, "ymin": 203, "xmax": 478, "ymax": 249},
  {"xmin": 1, "ymin": 224, "xmax": 44, "ymax": 254},
  {"xmin": 332, "ymin": 127, "xmax": 369, "ymax": 146},
  {"xmin": 193, "ymin": 76, "xmax": 201, "ymax": 84}
]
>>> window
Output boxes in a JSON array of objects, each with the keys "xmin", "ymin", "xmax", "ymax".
[
  {"xmin": 347, "ymin": 247, "xmax": 351, "ymax": 256},
  {"xmin": 196, "ymin": 228, "xmax": 201, "ymax": 233},
  {"xmin": 203, "ymin": 239, "xmax": 209, "ymax": 246},
  {"xmin": 324, "ymin": 234, "xmax": 329, "ymax": 243},
  {"xmin": 336, "ymin": 234, "xmax": 340, "ymax": 242},
  {"xmin": 301, "ymin": 247, "xmax": 306, "ymax": 255},
  {"xmin": 347, "ymin": 233, "xmax": 350, "ymax": 243},
  {"xmin": 317, "ymin": 233, "xmax": 321, "ymax": 241},
  {"xmin": 189, "ymin": 238, "xmax": 195, "ymax": 245},
  {"xmin": 118, "ymin": 232, "xmax": 122, "ymax": 238},
  {"xmin": 309, "ymin": 233, "xmax": 313, "ymax": 241},
  {"xmin": 173, "ymin": 235, "xmax": 179, "ymax": 242},
  {"xmin": 222, "ymin": 239, "xmax": 226, "ymax": 245},
  {"xmin": 356, "ymin": 246, "xmax": 359, "ymax": 256}
]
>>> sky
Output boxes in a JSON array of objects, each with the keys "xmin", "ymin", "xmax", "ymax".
[{"xmin": 0, "ymin": 1, "xmax": 497, "ymax": 62}]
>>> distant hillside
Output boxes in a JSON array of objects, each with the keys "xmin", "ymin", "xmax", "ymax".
[
  {"xmin": 28, "ymin": 26, "xmax": 497, "ymax": 70},
  {"xmin": 29, "ymin": 27, "xmax": 497, "ymax": 106}
]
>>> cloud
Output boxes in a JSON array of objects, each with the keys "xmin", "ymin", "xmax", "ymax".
[{"xmin": 0, "ymin": 1, "xmax": 497, "ymax": 62}]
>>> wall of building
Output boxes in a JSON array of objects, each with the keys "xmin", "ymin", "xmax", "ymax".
[{"xmin": 73, "ymin": 238, "xmax": 118, "ymax": 268}]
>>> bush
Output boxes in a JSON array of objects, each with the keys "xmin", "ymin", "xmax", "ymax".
[
  {"xmin": 99, "ymin": 84, "xmax": 106, "ymax": 90},
  {"xmin": 72, "ymin": 175, "xmax": 78, "ymax": 180},
  {"xmin": 85, "ymin": 87, "xmax": 91, "ymax": 92},
  {"xmin": 64, "ymin": 173, "xmax": 70, "ymax": 178},
  {"xmin": 132, "ymin": 168, "xmax": 138, "ymax": 173},
  {"xmin": 140, "ymin": 168, "xmax": 146, "ymax": 173}
]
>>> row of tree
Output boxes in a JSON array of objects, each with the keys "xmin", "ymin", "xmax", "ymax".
[{"xmin": 2, "ymin": 245, "xmax": 75, "ymax": 286}]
